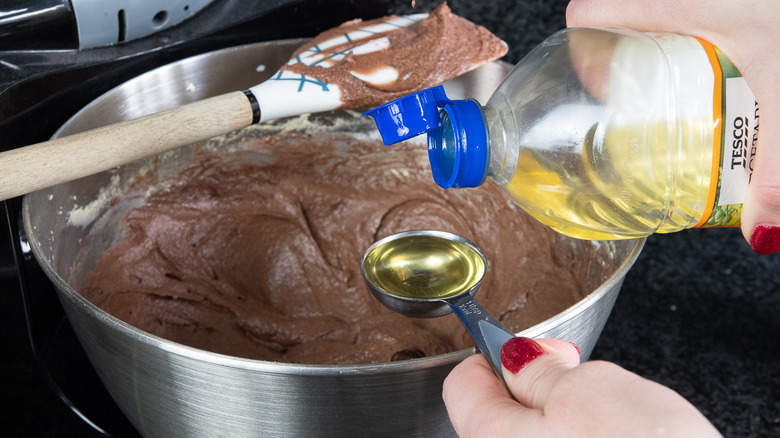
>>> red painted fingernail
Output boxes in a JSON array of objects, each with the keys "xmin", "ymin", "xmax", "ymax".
[
  {"xmin": 501, "ymin": 337, "xmax": 545, "ymax": 374},
  {"xmin": 750, "ymin": 225, "xmax": 780, "ymax": 255},
  {"xmin": 572, "ymin": 342, "xmax": 581, "ymax": 355}
]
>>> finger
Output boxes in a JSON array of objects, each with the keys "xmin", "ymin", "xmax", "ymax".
[
  {"xmin": 741, "ymin": 101, "xmax": 780, "ymax": 254},
  {"xmin": 500, "ymin": 337, "xmax": 580, "ymax": 409},
  {"xmin": 444, "ymin": 338, "xmax": 581, "ymax": 436},
  {"xmin": 566, "ymin": 0, "xmax": 685, "ymax": 30},
  {"xmin": 565, "ymin": 0, "xmax": 731, "ymax": 52},
  {"xmin": 502, "ymin": 339, "xmax": 720, "ymax": 436},
  {"xmin": 443, "ymin": 354, "xmax": 542, "ymax": 438},
  {"xmin": 566, "ymin": 0, "xmax": 709, "ymax": 32}
]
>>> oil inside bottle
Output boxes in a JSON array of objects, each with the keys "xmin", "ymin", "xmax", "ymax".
[
  {"xmin": 502, "ymin": 120, "xmax": 712, "ymax": 240},
  {"xmin": 362, "ymin": 234, "xmax": 485, "ymax": 299}
]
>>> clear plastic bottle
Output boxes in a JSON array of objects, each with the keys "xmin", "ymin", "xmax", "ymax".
[{"xmin": 364, "ymin": 28, "xmax": 758, "ymax": 240}]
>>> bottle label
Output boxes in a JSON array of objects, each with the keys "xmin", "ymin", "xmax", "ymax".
[{"xmin": 695, "ymin": 38, "xmax": 758, "ymax": 228}]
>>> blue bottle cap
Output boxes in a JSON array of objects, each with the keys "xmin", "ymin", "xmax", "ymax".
[
  {"xmin": 363, "ymin": 86, "xmax": 489, "ymax": 189},
  {"xmin": 362, "ymin": 86, "xmax": 450, "ymax": 145}
]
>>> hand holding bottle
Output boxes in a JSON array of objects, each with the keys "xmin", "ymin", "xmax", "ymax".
[
  {"xmin": 368, "ymin": 2, "xmax": 772, "ymax": 244},
  {"xmin": 566, "ymin": 0, "xmax": 780, "ymax": 253}
]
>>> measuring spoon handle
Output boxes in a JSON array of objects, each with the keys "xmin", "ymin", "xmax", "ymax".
[{"xmin": 445, "ymin": 294, "xmax": 515, "ymax": 383}]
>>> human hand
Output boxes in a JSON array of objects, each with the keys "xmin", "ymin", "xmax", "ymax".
[
  {"xmin": 443, "ymin": 337, "xmax": 721, "ymax": 437},
  {"xmin": 566, "ymin": 0, "xmax": 780, "ymax": 254}
]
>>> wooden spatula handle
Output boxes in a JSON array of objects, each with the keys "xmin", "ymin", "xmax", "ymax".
[{"xmin": 0, "ymin": 91, "xmax": 254, "ymax": 201}]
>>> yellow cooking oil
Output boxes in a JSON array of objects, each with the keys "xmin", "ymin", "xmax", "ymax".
[
  {"xmin": 363, "ymin": 234, "xmax": 485, "ymax": 299},
  {"xmin": 502, "ymin": 120, "xmax": 713, "ymax": 240}
]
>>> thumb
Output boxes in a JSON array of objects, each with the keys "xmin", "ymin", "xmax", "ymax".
[{"xmin": 500, "ymin": 337, "xmax": 580, "ymax": 409}]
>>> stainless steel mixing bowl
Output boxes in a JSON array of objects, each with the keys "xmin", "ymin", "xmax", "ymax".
[{"xmin": 23, "ymin": 39, "xmax": 645, "ymax": 437}]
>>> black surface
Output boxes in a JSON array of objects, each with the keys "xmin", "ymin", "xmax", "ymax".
[
  {"xmin": 2, "ymin": 0, "xmax": 779, "ymax": 436},
  {"xmin": 0, "ymin": 0, "xmax": 77, "ymax": 50},
  {"xmin": 596, "ymin": 229, "xmax": 780, "ymax": 437}
]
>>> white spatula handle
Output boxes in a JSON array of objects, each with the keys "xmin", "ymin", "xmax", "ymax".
[{"xmin": 0, "ymin": 91, "xmax": 255, "ymax": 201}]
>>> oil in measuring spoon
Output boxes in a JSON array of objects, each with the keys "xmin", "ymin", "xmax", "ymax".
[{"xmin": 363, "ymin": 234, "xmax": 486, "ymax": 299}]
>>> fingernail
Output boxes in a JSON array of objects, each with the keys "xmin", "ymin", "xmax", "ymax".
[
  {"xmin": 750, "ymin": 225, "xmax": 780, "ymax": 255},
  {"xmin": 501, "ymin": 337, "xmax": 545, "ymax": 374},
  {"xmin": 572, "ymin": 342, "xmax": 581, "ymax": 355}
]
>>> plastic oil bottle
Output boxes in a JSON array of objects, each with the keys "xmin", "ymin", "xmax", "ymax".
[{"xmin": 364, "ymin": 27, "xmax": 758, "ymax": 240}]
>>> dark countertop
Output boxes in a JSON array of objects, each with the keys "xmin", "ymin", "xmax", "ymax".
[
  {"xmin": 2, "ymin": 0, "xmax": 779, "ymax": 436},
  {"xmin": 597, "ymin": 228, "xmax": 780, "ymax": 436}
]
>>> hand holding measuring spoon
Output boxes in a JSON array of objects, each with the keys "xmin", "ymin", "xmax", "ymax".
[{"xmin": 361, "ymin": 230, "xmax": 719, "ymax": 438}]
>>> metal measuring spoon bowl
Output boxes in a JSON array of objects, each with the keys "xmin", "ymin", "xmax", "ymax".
[{"xmin": 360, "ymin": 229, "xmax": 516, "ymax": 384}]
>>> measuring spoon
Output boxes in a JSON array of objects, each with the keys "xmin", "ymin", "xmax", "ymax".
[{"xmin": 360, "ymin": 230, "xmax": 515, "ymax": 385}]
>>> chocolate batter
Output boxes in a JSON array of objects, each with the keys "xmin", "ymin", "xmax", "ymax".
[
  {"xmin": 282, "ymin": 3, "xmax": 508, "ymax": 109},
  {"xmin": 78, "ymin": 112, "xmax": 605, "ymax": 365}
]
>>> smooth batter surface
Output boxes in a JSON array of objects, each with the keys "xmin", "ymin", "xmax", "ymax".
[{"xmin": 79, "ymin": 114, "xmax": 604, "ymax": 365}]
